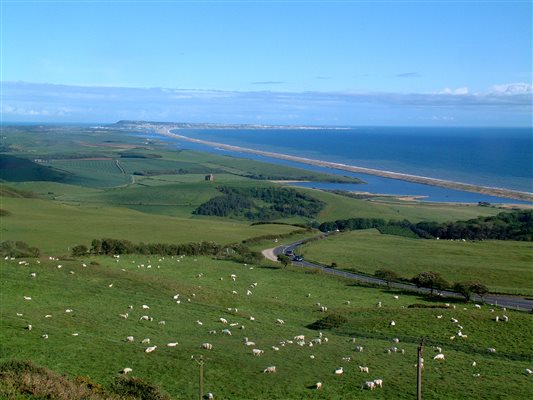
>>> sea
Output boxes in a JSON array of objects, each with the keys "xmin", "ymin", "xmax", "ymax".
[{"xmin": 158, "ymin": 126, "xmax": 533, "ymax": 204}]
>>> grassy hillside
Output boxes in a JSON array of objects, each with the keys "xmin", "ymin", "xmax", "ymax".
[
  {"xmin": 0, "ymin": 197, "xmax": 302, "ymax": 254},
  {"xmin": 1, "ymin": 255, "xmax": 531, "ymax": 399},
  {"xmin": 299, "ymin": 230, "xmax": 533, "ymax": 295}
]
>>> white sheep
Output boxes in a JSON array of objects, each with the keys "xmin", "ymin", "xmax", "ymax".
[
  {"xmin": 359, "ymin": 366, "xmax": 369, "ymax": 373},
  {"xmin": 315, "ymin": 382, "xmax": 322, "ymax": 389},
  {"xmin": 23, "ymin": 296, "xmax": 32, "ymax": 301},
  {"xmin": 252, "ymin": 348, "xmax": 264, "ymax": 356},
  {"xmin": 374, "ymin": 379, "xmax": 383, "ymax": 388},
  {"xmin": 202, "ymin": 343, "xmax": 213, "ymax": 350},
  {"xmin": 142, "ymin": 338, "xmax": 151, "ymax": 344},
  {"xmin": 276, "ymin": 318, "xmax": 285, "ymax": 325},
  {"xmin": 362, "ymin": 381, "xmax": 376, "ymax": 390},
  {"xmin": 222, "ymin": 329, "xmax": 232, "ymax": 336},
  {"xmin": 145, "ymin": 345, "xmax": 157, "ymax": 353},
  {"xmin": 121, "ymin": 367, "xmax": 133, "ymax": 375},
  {"xmin": 263, "ymin": 366, "xmax": 276, "ymax": 373},
  {"xmin": 219, "ymin": 317, "xmax": 228, "ymax": 324},
  {"xmin": 126, "ymin": 336, "xmax": 134, "ymax": 342},
  {"xmin": 355, "ymin": 346, "xmax": 363, "ymax": 352},
  {"xmin": 433, "ymin": 353, "xmax": 445, "ymax": 361},
  {"xmin": 390, "ymin": 320, "xmax": 396, "ymax": 326},
  {"xmin": 167, "ymin": 342, "xmax": 178, "ymax": 347},
  {"xmin": 334, "ymin": 367, "xmax": 343, "ymax": 375}
]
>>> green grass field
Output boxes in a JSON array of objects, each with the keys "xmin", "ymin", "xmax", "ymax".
[
  {"xmin": 1, "ymin": 255, "xmax": 531, "ymax": 399},
  {"xmin": 299, "ymin": 230, "xmax": 533, "ymax": 295},
  {"xmin": 0, "ymin": 197, "xmax": 302, "ymax": 254}
]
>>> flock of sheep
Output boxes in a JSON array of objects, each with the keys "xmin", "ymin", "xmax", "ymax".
[{"xmin": 7, "ymin": 253, "xmax": 532, "ymax": 398}]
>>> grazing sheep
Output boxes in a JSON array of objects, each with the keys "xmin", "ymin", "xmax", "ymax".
[
  {"xmin": 65, "ymin": 309, "xmax": 73, "ymax": 313},
  {"xmin": 294, "ymin": 335, "xmax": 305, "ymax": 341},
  {"xmin": 390, "ymin": 321, "xmax": 396, "ymax": 326},
  {"xmin": 359, "ymin": 366, "xmax": 369, "ymax": 373},
  {"xmin": 42, "ymin": 334, "xmax": 48, "ymax": 339},
  {"xmin": 145, "ymin": 346, "xmax": 157, "ymax": 353},
  {"xmin": 315, "ymin": 382, "xmax": 322, "ymax": 389},
  {"xmin": 355, "ymin": 346, "xmax": 363, "ymax": 352},
  {"xmin": 244, "ymin": 341, "xmax": 256, "ymax": 346},
  {"xmin": 23, "ymin": 296, "xmax": 32, "ymax": 301},
  {"xmin": 377, "ymin": 301, "xmax": 382, "ymax": 307},
  {"xmin": 120, "ymin": 313, "xmax": 129, "ymax": 319},
  {"xmin": 126, "ymin": 336, "xmax": 134, "ymax": 342},
  {"xmin": 433, "ymin": 353, "xmax": 445, "ymax": 361},
  {"xmin": 142, "ymin": 304, "xmax": 150, "ymax": 309},
  {"xmin": 252, "ymin": 349, "xmax": 264, "ymax": 356},
  {"xmin": 222, "ymin": 329, "xmax": 232, "ymax": 336},
  {"xmin": 263, "ymin": 366, "xmax": 276, "ymax": 373},
  {"xmin": 158, "ymin": 320, "xmax": 166, "ymax": 325},
  {"xmin": 219, "ymin": 318, "xmax": 228, "ymax": 324},
  {"xmin": 167, "ymin": 342, "xmax": 178, "ymax": 347},
  {"xmin": 472, "ymin": 361, "xmax": 477, "ymax": 367},
  {"xmin": 276, "ymin": 319, "xmax": 285, "ymax": 325},
  {"xmin": 202, "ymin": 343, "xmax": 213, "ymax": 350},
  {"xmin": 362, "ymin": 381, "xmax": 376, "ymax": 390},
  {"xmin": 392, "ymin": 338, "xmax": 400, "ymax": 343},
  {"xmin": 502, "ymin": 315, "xmax": 509, "ymax": 322},
  {"xmin": 207, "ymin": 393, "xmax": 214, "ymax": 400},
  {"xmin": 272, "ymin": 346, "xmax": 280, "ymax": 351},
  {"xmin": 393, "ymin": 295, "xmax": 399, "ymax": 300},
  {"xmin": 26, "ymin": 324, "xmax": 32, "ymax": 331},
  {"xmin": 487, "ymin": 347, "xmax": 496, "ymax": 353},
  {"xmin": 334, "ymin": 367, "xmax": 343, "ymax": 375},
  {"xmin": 525, "ymin": 368, "xmax": 532, "ymax": 375},
  {"xmin": 474, "ymin": 304, "xmax": 481, "ymax": 309},
  {"xmin": 142, "ymin": 338, "xmax": 151, "ymax": 344},
  {"xmin": 121, "ymin": 367, "xmax": 133, "ymax": 375},
  {"xmin": 374, "ymin": 379, "xmax": 383, "ymax": 388},
  {"xmin": 249, "ymin": 316, "xmax": 255, "ymax": 321},
  {"xmin": 451, "ymin": 318, "xmax": 459, "ymax": 323}
]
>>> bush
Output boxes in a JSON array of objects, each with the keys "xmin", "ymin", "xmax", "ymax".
[
  {"xmin": 307, "ymin": 313, "xmax": 348, "ymax": 330},
  {"xmin": 111, "ymin": 375, "xmax": 170, "ymax": 400},
  {"xmin": 0, "ymin": 240, "xmax": 40, "ymax": 258}
]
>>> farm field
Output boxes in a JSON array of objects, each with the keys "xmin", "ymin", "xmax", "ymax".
[
  {"xmin": 1, "ymin": 255, "xmax": 532, "ymax": 399},
  {"xmin": 0, "ymin": 196, "xmax": 302, "ymax": 254},
  {"xmin": 298, "ymin": 230, "xmax": 533, "ymax": 296}
]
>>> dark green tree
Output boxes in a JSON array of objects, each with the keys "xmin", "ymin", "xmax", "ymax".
[
  {"xmin": 277, "ymin": 254, "xmax": 291, "ymax": 268},
  {"xmin": 412, "ymin": 271, "xmax": 449, "ymax": 295},
  {"xmin": 375, "ymin": 269, "xmax": 399, "ymax": 287}
]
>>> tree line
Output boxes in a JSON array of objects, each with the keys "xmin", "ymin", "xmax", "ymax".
[
  {"xmin": 319, "ymin": 210, "xmax": 533, "ymax": 241},
  {"xmin": 193, "ymin": 186, "xmax": 325, "ymax": 221},
  {"xmin": 72, "ymin": 238, "xmax": 262, "ymax": 264}
]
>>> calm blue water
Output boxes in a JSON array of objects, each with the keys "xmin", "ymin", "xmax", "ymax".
[
  {"xmin": 150, "ymin": 127, "xmax": 533, "ymax": 204},
  {"xmin": 179, "ymin": 127, "xmax": 532, "ymax": 193}
]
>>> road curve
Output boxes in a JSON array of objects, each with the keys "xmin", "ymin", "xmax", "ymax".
[{"xmin": 267, "ymin": 235, "xmax": 533, "ymax": 312}]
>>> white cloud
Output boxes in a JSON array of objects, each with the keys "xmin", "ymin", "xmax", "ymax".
[
  {"xmin": 438, "ymin": 87, "xmax": 469, "ymax": 95},
  {"xmin": 491, "ymin": 82, "xmax": 532, "ymax": 95}
]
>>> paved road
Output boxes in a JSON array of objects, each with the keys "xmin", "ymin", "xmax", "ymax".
[{"xmin": 269, "ymin": 235, "xmax": 533, "ymax": 312}]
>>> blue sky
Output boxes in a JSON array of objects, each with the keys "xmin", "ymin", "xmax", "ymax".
[{"xmin": 1, "ymin": 0, "xmax": 532, "ymax": 126}]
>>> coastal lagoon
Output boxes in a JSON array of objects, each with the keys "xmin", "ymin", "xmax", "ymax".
[{"xmin": 151, "ymin": 127, "xmax": 532, "ymax": 204}]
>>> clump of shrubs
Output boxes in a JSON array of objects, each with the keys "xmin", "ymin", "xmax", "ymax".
[
  {"xmin": 111, "ymin": 375, "xmax": 171, "ymax": 400},
  {"xmin": 0, "ymin": 240, "xmax": 40, "ymax": 258},
  {"xmin": 307, "ymin": 313, "xmax": 348, "ymax": 330}
]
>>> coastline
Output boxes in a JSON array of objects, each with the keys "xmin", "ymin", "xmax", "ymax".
[{"xmin": 156, "ymin": 127, "xmax": 533, "ymax": 203}]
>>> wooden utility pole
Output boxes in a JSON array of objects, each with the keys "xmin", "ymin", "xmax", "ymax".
[
  {"xmin": 417, "ymin": 337, "xmax": 425, "ymax": 400},
  {"xmin": 195, "ymin": 355, "xmax": 204, "ymax": 400}
]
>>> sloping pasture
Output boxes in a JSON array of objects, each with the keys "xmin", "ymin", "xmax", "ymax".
[{"xmin": 1, "ymin": 255, "xmax": 531, "ymax": 399}]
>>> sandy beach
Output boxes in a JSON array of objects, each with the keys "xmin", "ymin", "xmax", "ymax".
[{"xmin": 156, "ymin": 126, "xmax": 533, "ymax": 203}]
